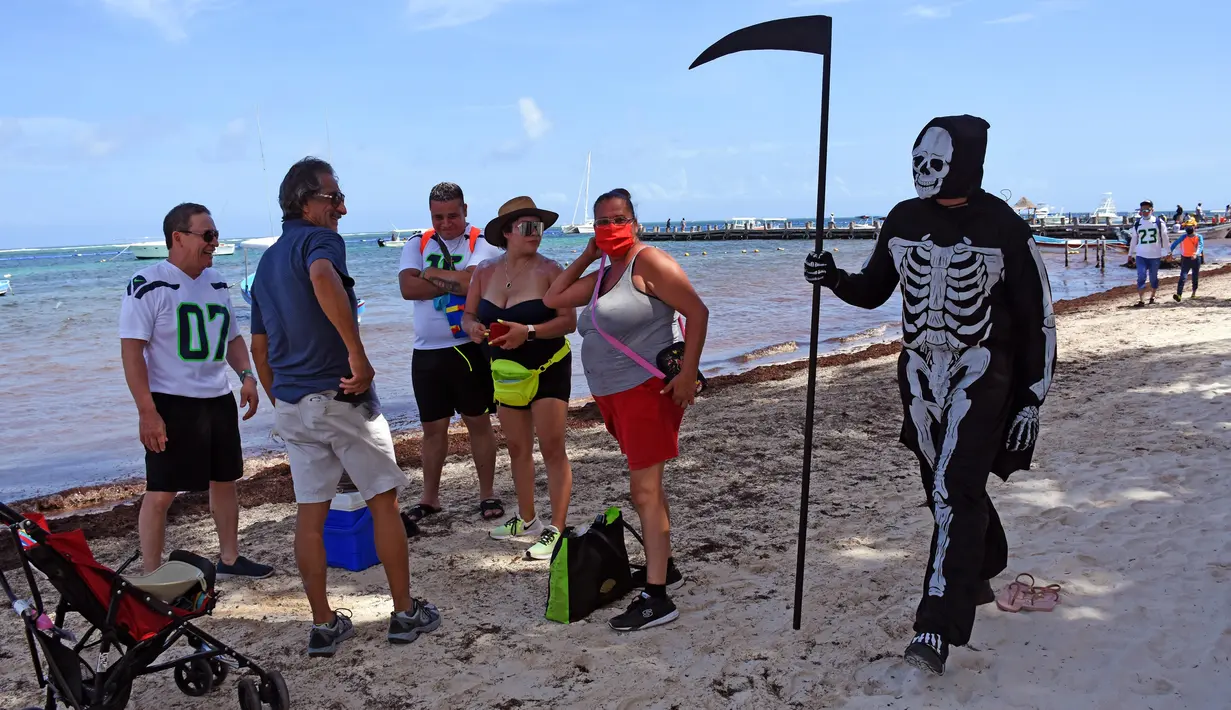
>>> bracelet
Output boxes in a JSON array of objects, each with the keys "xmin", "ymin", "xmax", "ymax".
[{"xmin": 239, "ymin": 368, "xmax": 256, "ymax": 382}]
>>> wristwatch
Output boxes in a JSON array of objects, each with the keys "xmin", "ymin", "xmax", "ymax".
[{"xmin": 526, "ymin": 324, "xmax": 537, "ymax": 341}]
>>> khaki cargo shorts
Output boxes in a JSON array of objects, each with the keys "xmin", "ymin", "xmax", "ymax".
[{"xmin": 273, "ymin": 391, "xmax": 407, "ymax": 505}]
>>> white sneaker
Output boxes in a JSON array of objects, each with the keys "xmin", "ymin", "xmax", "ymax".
[{"xmin": 489, "ymin": 515, "xmax": 543, "ymax": 541}]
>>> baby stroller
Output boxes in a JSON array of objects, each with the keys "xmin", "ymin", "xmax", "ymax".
[{"xmin": 0, "ymin": 501, "xmax": 289, "ymax": 710}]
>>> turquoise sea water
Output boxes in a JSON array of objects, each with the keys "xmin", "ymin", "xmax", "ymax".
[{"xmin": 1, "ymin": 227, "xmax": 1224, "ymax": 501}]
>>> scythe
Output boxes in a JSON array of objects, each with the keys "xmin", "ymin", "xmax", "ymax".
[{"xmin": 689, "ymin": 15, "xmax": 833, "ymax": 631}]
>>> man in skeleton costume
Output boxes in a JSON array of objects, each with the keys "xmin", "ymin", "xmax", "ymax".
[{"xmin": 803, "ymin": 115, "xmax": 1057, "ymax": 675}]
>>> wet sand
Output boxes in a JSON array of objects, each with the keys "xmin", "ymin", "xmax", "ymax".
[{"xmin": 3, "ymin": 265, "xmax": 1230, "ymax": 708}]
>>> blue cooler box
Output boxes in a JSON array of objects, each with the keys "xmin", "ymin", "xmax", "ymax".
[{"xmin": 323, "ymin": 492, "xmax": 379, "ymax": 571}]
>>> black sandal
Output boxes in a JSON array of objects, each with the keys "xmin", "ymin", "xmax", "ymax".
[
  {"xmin": 479, "ymin": 498, "xmax": 505, "ymax": 520},
  {"xmin": 401, "ymin": 504, "xmax": 441, "ymax": 538}
]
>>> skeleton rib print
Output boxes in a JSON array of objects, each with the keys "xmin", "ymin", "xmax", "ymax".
[{"xmin": 888, "ymin": 235, "xmax": 1005, "ymax": 597}]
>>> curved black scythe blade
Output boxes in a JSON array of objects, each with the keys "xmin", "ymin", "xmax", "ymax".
[{"xmin": 689, "ymin": 15, "xmax": 833, "ymax": 631}]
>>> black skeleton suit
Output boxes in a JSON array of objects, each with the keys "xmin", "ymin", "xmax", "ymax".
[{"xmin": 808, "ymin": 115, "xmax": 1057, "ymax": 649}]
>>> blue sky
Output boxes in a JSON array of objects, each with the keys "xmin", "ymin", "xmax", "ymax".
[{"xmin": 1, "ymin": 0, "xmax": 1226, "ymax": 248}]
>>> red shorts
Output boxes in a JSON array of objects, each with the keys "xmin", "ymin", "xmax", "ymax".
[{"xmin": 593, "ymin": 377, "xmax": 686, "ymax": 471}]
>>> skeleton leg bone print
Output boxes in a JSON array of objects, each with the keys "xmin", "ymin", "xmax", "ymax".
[{"xmin": 888, "ymin": 235, "xmax": 1005, "ymax": 596}]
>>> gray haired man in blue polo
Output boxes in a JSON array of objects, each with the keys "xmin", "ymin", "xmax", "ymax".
[{"xmin": 249, "ymin": 157, "xmax": 440, "ymax": 658}]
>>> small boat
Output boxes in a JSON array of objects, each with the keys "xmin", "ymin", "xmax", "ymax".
[
  {"xmin": 1033, "ymin": 234, "xmax": 1128, "ymax": 253},
  {"xmin": 130, "ymin": 241, "xmax": 235, "ymax": 259},
  {"xmin": 0, "ymin": 278, "xmax": 10, "ymax": 296},
  {"xmin": 378, "ymin": 228, "xmax": 425, "ymax": 247},
  {"xmin": 239, "ymin": 236, "xmax": 367, "ymax": 324},
  {"xmin": 562, "ymin": 152, "xmax": 596, "ymax": 235}
]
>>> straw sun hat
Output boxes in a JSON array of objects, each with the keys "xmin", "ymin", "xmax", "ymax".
[{"xmin": 483, "ymin": 196, "xmax": 559, "ymax": 248}]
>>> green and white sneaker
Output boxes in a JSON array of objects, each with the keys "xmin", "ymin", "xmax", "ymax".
[
  {"xmin": 490, "ymin": 515, "xmax": 543, "ymax": 541},
  {"xmin": 525, "ymin": 526, "xmax": 561, "ymax": 560}
]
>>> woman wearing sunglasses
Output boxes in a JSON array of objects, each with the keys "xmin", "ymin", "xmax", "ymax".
[
  {"xmin": 461, "ymin": 197, "xmax": 576, "ymax": 561},
  {"xmin": 544, "ymin": 188, "xmax": 708, "ymax": 632}
]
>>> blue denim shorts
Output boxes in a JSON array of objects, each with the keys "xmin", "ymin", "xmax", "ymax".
[{"xmin": 1136, "ymin": 257, "xmax": 1160, "ymax": 289}]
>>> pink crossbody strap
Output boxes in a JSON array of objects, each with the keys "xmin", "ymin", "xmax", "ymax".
[{"xmin": 589, "ymin": 254, "xmax": 667, "ymax": 380}]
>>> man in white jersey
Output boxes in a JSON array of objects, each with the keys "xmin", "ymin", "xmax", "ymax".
[
  {"xmin": 120, "ymin": 202, "xmax": 274, "ymax": 578},
  {"xmin": 398, "ymin": 182, "xmax": 502, "ymax": 531},
  {"xmin": 1128, "ymin": 199, "xmax": 1170, "ymax": 307}
]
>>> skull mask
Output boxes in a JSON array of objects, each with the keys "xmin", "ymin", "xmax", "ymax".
[{"xmin": 912, "ymin": 127, "xmax": 954, "ymax": 199}]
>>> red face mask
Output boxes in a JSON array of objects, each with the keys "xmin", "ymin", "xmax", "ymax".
[{"xmin": 595, "ymin": 222, "xmax": 636, "ymax": 259}]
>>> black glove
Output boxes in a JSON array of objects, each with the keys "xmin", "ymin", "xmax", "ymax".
[{"xmin": 804, "ymin": 251, "xmax": 840, "ymax": 288}]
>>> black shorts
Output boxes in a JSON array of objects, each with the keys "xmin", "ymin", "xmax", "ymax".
[
  {"xmin": 499, "ymin": 352, "xmax": 572, "ymax": 411},
  {"xmin": 411, "ymin": 343, "xmax": 495, "ymax": 423},
  {"xmin": 146, "ymin": 392, "xmax": 243, "ymax": 493}
]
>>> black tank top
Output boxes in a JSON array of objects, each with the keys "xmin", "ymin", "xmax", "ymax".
[{"xmin": 477, "ymin": 298, "xmax": 566, "ymax": 369}]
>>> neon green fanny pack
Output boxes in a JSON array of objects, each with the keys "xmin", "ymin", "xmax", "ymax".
[{"xmin": 491, "ymin": 341, "xmax": 570, "ymax": 407}]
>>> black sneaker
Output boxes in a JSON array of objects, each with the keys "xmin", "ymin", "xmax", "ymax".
[
  {"xmin": 388, "ymin": 598, "xmax": 441, "ymax": 644},
  {"xmin": 631, "ymin": 558, "xmax": 685, "ymax": 591},
  {"xmin": 609, "ymin": 592, "xmax": 679, "ymax": 632},
  {"xmin": 307, "ymin": 610, "xmax": 354, "ymax": 658},
  {"xmin": 976, "ymin": 580, "xmax": 995, "ymax": 606},
  {"xmin": 216, "ymin": 556, "xmax": 274, "ymax": 580},
  {"xmin": 904, "ymin": 633, "xmax": 948, "ymax": 676}
]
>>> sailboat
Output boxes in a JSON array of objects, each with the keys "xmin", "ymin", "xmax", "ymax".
[{"xmin": 561, "ymin": 152, "xmax": 595, "ymax": 235}]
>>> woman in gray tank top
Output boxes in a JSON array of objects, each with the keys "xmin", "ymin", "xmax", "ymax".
[{"xmin": 545, "ymin": 188, "xmax": 709, "ymax": 633}]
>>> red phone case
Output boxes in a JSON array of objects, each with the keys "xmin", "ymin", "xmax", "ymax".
[{"xmin": 488, "ymin": 322, "xmax": 511, "ymax": 340}]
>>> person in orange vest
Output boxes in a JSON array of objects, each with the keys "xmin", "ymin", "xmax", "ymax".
[
  {"xmin": 1169, "ymin": 220, "xmax": 1204, "ymax": 301},
  {"xmin": 398, "ymin": 182, "xmax": 504, "ymax": 533}
]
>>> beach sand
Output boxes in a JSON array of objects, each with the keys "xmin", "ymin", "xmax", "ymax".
[{"xmin": 3, "ymin": 270, "xmax": 1230, "ymax": 709}]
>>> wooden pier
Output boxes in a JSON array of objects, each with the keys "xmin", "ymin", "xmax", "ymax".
[
  {"xmin": 638, "ymin": 219, "xmax": 1231, "ymax": 242},
  {"xmin": 640, "ymin": 223, "xmax": 879, "ymax": 242}
]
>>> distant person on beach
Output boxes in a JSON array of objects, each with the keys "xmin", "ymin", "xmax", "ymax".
[
  {"xmin": 803, "ymin": 115, "xmax": 1057, "ymax": 675},
  {"xmin": 1174, "ymin": 204, "xmax": 1184, "ymax": 223},
  {"xmin": 398, "ymin": 182, "xmax": 503, "ymax": 529},
  {"xmin": 1195, "ymin": 203, "xmax": 1204, "ymax": 222},
  {"xmin": 120, "ymin": 202, "xmax": 274, "ymax": 580},
  {"xmin": 249, "ymin": 158, "xmax": 440, "ymax": 657},
  {"xmin": 460, "ymin": 196, "xmax": 576, "ymax": 560},
  {"xmin": 1128, "ymin": 200, "xmax": 1169, "ymax": 307},
  {"xmin": 546, "ymin": 188, "xmax": 709, "ymax": 632},
  {"xmin": 1169, "ymin": 222, "xmax": 1205, "ymax": 301}
]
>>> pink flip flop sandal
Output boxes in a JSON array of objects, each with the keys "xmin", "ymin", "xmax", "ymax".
[
  {"xmin": 1019, "ymin": 581, "xmax": 1062, "ymax": 612},
  {"xmin": 996, "ymin": 574, "xmax": 1062, "ymax": 613}
]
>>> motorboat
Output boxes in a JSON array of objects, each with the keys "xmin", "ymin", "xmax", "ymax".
[
  {"xmin": 378, "ymin": 229, "xmax": 424, "ymax": 247},
  {"xmin": 130, "ymin": 241, "xmax": 235, "ymax": 259},
  {"xmin": 239, "ymin": 236, "xmax": 365, "ymax": 322}
]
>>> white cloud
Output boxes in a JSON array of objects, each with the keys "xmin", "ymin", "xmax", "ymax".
[
  {"xmin": 518, "ymin": 98, "xmax": 551, "ymax": 140},
  {"xmin": 0, "ymin": 117, "xmax": 118, "ymax": 160},
  {"xmin": 986, "ymin": 12, "xmax": 1035, "ymax": 24},
  {"xmin": 407, "ymin": 0, "xmax": 539, "ymax": 30},
  {"xmin": 905, "ymin": 4, "xmax": 953, "ymax": 19},
  {"xmin": 631, "ymin": 170, "xmax": 707, "ymax": 203},
  {"xmin": 100, "ymin": 0, "xmax": 220, "ymax": 42},
  {"xmin": 200, "ymin": 118, "xmax": 248, "ymax": 162}
]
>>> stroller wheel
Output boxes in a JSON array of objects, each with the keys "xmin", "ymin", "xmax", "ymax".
[
  {"xmin": 237, "ymin": 677, "xmax": 261, "ymax": 710},
  {"xmin": 259, "ymin": 669, "xmax": 290, "ymax": 710},
  {"xmin": 174, "ymin": 657, "xmax": 215, "ymax": 696},
  {"xmin": 211, "ymin": 658, "xmax": 230, "ymax": 685}
]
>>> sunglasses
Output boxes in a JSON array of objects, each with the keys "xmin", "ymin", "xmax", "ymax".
[
  {"xmin": 314, "ymin": 191, "xmax": 346, "ymax": 207},
  {"xmin": 180, "ymin": 229, "xmax": 220, "ymax": 243},
  {"xmin": 504, "ymin": 220, "xmax": 544, "ymax": 236},
  {"xmin": 593, "ymin": 216, "xmax": 635, "ymax": 226}
]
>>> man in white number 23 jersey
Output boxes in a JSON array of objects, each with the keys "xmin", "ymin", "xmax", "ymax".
[{"xmin": 119, "ymin": 202, "xmax": 274, "ymax": 578}]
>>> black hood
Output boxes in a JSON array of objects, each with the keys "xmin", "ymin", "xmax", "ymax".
[{"xmin": 911, "ymin": 114, "xmax": 990, "ymax": 200}]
